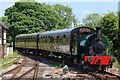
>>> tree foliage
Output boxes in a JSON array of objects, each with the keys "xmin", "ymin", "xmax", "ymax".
[
  {"xmin": 100, "ymin": 12, "xmax": 120, "ymax": 62},
  {"xmin": 4, "ymin": 2, "xmax": 75, "ymax": 42},
  {"xmin": 100, "ymin": 12, "xmax": 119, "ymax": 49},
  {"xmin": 82, "ymin": 13, "xmax": 102, "ymax": 28},
  {"xmin": 100, "ymin": 12, "xmax": 118, "ymax": 40},
  {"xmin": 19, "ymin": 0, "xmax": 36, "ymax": 2}
]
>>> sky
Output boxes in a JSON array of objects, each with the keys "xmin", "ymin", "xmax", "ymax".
[{"xmin": 0, "ymin": 0, "xmax": 119, "ymax": 22}]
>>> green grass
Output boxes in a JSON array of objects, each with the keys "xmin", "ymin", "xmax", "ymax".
[
  {"xmin": 6, "ymin": 43, "xmax": 10, "ymax": 47},
  {"xmin": 113, "ymin": 60, "xmax": 120, "ymax": 69},
  {"xmin": 0, "ymin": 61, "xmax": 13, "ymax": 70},
  {"xmin": 0, "ymin": 51, "xmax": 20, "ymax": 70},
  {"xmin": 0, "ymin": 51, "xmax": 20, "ymax": 65}
]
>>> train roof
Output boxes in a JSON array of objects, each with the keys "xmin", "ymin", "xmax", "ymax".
[
  {"xmin": 39, "ymin": 28, "xmax": 73, "ymax": 36},
  {"xmin": 16, "ymin": 33, "xmax": 39, "ymax": 38},
  {"xmin": 15, "ymin": 27, "xmax": 96, "ymax": 38},
  {"xmin": 38, "ymin": 27, "xmax": 96, "ymax": 36}
]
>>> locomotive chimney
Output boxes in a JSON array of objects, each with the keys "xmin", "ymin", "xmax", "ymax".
[{"xmin": 96, "ymin": 27, "xmax": 101, "ymax": 39}]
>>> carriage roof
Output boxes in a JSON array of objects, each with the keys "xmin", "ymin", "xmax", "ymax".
[
  {"xmin": 16, "ymin": 33, "xmax": 38, "ymax": 38},
  {"xmin": 16, "ymin": 27, "xmax": 96, "ymax": 38},
  {"xmin": 39, "ymin": 28, "xmax": 73, "ymax": 36}
]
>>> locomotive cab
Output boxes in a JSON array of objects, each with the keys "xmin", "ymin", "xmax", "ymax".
[{"xmin": 70, "ymin": 27, "xmax": 96, "ymax": 64}]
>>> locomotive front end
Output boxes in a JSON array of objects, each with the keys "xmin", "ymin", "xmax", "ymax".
[
  {"xmin": 84, "ymin": 56, "xmax": 116, "ymax": 65},
  {"xmin": 81, "ymin": 27, "xmax": 116, "ymax": 69}
]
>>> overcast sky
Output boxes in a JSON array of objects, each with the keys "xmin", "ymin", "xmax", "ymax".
[{"xmin": 0, "ymin": 0, "xmax": 119, "ymax": 22}]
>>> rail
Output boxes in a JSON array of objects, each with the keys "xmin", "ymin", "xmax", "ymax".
[{"xmin": 1, "ymin": 56, "xmax": 39, "ymax": 80}]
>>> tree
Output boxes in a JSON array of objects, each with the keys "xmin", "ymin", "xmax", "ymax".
[
  {"xmin": 100, "ymin": 12, "xmax": 118, "ymax": 41},
  {"xmin": 4, "ymin": 2, "xmax": 76, "ymax": 42},
  {"xmin": 100, "ymin": 12, "xmax": 120, "ymax": 62},
  {"xmin": 19, "ymin": 0, "xmax": 36, "ymax": 2},
  {"xmin": 82, "ymin": 13, "xmax": 102, "ymax": 28},
  {"xmin": 53, "ymin": 4, "xmax": 75, "ymax": 29},
  {"xmin": 0, "ymin": 16, "xmax": 8, "ymax": 22}
]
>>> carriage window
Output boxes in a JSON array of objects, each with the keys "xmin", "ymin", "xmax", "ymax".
[
  {"xmin": 56, "ymin": 36, "xmax": 59, "ymax": 43},
  {"xmin": 39, "ymin": 36, "xmax": 41, "ymax": 42},
  {"xmin": 26, "ymin": 37, "xmax": 28, "ymax": 42},
  {"xmin": 42, "ymin": 36, "xmax": 44, "ymax": 42},
  {"xmin": 46, "ymin": 36, "xmax": 48, "ymax": 43},
  {"xmin": 33, "ymin": 37, "xmax": 35, "ymax": 42},
  {"xmin": 31, "ymin": 37, "xmax": 32, "ymax": 42},
  {"xmin": 27, "ymin": 37, "xmax": 28, "ymax": 42},
  {"xmin": 19, "ymin": 38, "xmax": 20, "ymax": 42},
  {"xmin": 63, "ymin": 35, "xmax": 66, "ymax": 44},
  {"xmin": 16, "ymin": 38, "xmax": 17, "ymax": 41},
  {"xmin": 45, "ymin": 36, "xmax": 46, "ymax": 42},
  {"xmin": 45, "ymin": 36, "xmax": 47, "ymax": 43},
  {"xmin": 17, "ymin": 38, "xmax": 19, "ymax": 42},
  {"xmin": 66, "ymin": 35, "xmax": 69, "ymax": 44},
  {"xmin": 42, "ymin": 37, "xmax": 44, "ymax": 42},
  {"xmin": 25, "ymin": 38, "xmax": 27, "ymax": 42},
  {"xmin": 63, "ymin": 35, "xmax": 66, "ymax": 38},
  {"xmin": 44, "ymin": 36, "xmax": 45, "ymax": 42},
  {"xmin": 41, "ymin": 37, "xmax": 42, "ymax": 42},
  {"xmin": 48, "ymin": 36, "xmax": 50, "ymax": 43},
  {"xmin": 18, "ymin": 38, "xmax": 20, "ymax": 42},
  {"xmin": 50, "ymin": 36, "xmax": 54, "ymax": 43},
  {"xmin": 41, "ymin": 36, "xmax": 42, "ymax": 42},
  {"xmin": 60, "ymin": 35, "xmax": 63, "ymax": 44},
  {"xmin": 21, "ymin": 38, "xmax": 22, "ymax": 41},
  {"xmin": 27, "ymin": 37, "xmax": 30, "ymax": 42},
  {"xmin": 27, "ymin": 37, "xmax": 29, "ymax": 42},
  {"xmin": 20, "ymin": 38, "xmax": 21, "ymax": 42},
  {"xmin": 31, "ymin": 37, "xmax": 33, "ymax": 42},
  {"xmin": 50, "ymin": 37, "xmax": 52, "ymax": 43}
]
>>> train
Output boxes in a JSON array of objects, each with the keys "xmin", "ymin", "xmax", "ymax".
[{"xmin": 15, "ymin": 27, "xmax": 116, "ymax": 70}]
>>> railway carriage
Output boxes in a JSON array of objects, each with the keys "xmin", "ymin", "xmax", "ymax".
[
  {"xmin": 38, "ymin": 29, "xmax": 72, "ymax": 55},
  {"xmin": 15, "ymin": 27, "xmax": 116, "ymax": 70},
  {"xmin": 15, "ymin": 33, "xmax": 38, "ymax": 53}
]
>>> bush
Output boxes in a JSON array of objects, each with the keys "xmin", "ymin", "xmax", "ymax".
[{"xmin": 115, "ymin": 49, "xmax": 120, "ymax": 63}]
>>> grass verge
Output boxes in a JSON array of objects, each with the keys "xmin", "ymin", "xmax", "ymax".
[
  {"xmin": 0, "ymin": 51, "xmax": 20, "ymax": 70},
  {"xmin": 113, "ymin": 60, "xmax": 120, "ymax": 69}
]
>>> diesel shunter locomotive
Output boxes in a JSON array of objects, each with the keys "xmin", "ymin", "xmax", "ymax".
[{"xmin": 15, "ymin": 27, "xmax": 116, "ymax": 70}]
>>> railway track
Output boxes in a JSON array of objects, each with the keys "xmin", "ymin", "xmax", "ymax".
[
  {"xmin": 37, "ymin": 54, "xmax": 120, "ymax": 79},
  {"xmin": 1, "ymin": 56, "xmax": 39, "ymax": 80},
  {"xmin": 88, "ymin": 70, "xmax": 120, "ymax": 80},
  {"xmin": 1, "ymin": 54, "xmax": 120, "ymax": 80}
]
